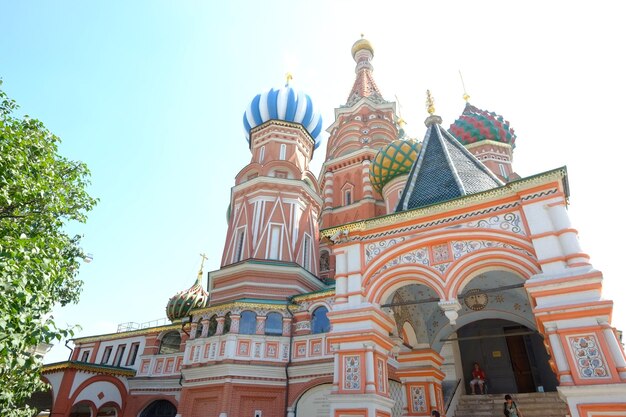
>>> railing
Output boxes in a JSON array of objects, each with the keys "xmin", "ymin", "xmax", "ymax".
[
  {"xmin": 445, "ymin": 379, "xmax": 463, "ymax": 417},
  {"xmin": 117, "ymin": 318, "xmax": 169, "ymax": 333}
]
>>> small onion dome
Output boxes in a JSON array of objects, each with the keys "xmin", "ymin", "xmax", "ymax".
[
  {"xmin": 351, "ymin": 36, "xmax": 374, "ymax": 59},
  {"xmin": 165, "ymin": 276, "xmax": 208, "ymax": 321},
  {"xmin": 449, "ymin": 103, "xmax": 516, "ymax": 148},
  {"xmin": 369, "ymin": 139, "xmax": 421, "ymax": 194},
  {"xmin": 243, "ymin": 84, "xmax": 323, "ymax": 149}
]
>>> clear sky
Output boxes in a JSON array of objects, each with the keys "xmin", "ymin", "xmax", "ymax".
[{"xmin": 1, "ymin": 1, "xmax": 625, "ymax": 364}]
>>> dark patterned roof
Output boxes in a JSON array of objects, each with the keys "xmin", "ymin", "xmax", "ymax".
[{"xmin": 396, "ymin": 121, "xmax": 503, "ymax": 211}]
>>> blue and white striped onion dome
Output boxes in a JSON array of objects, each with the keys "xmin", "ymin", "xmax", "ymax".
[{"xmin": 243, "ymin": 84, "xmax": 323, "ymax": 149}]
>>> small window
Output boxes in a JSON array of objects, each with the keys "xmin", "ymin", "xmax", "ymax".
[
  {"xmin": 344, "ymin": 190, "xmax": 352, "ymax": 205},
  {"xmin": 265, "ymin": 312, "xmax": 283, "ymax": 336},
  {"xmin": 158, "ymin": 332, "xmax": 181, "ymax": 355},
  {"xmin": 239, "ymin": 311, "xmax": 257, "ymax": 335},
  {"xmin": 207, "ymin": 315, "xmax": 218, "ymax": 337},
  {"xmin": 234, "ymin": 228, "xmax": 245, "ymax": 262},
  {"xmin": 302, "ymin": 235, "xmax": 311, "ymax": 270},
  {"xmin": 80, "ymin": 350, "xmax": 89, "ymax": 362},
  {"xmin": 274, "ymin": 170, "xmax": 288, "ymax": 179},
  {"xmin": 113, "ymin": 345, "xmax": 126, "ymax": 367},
  {"xmin": 247, "ymin": 173, "xmax": 258, "ymax": 181},
  {"xmin": 223, "ymin": 313, "xmax": 232, "ymax": 334},
  {"xmin": 101, "ymin": 346, "xmax": 113, "ymax": 364},
  {"xmin": 499, "ymin": 163, "xmax": 507, "ymax": 178},
  {"xmin": 259, "ymin": 146, "xmax": 265, "ymax": 163},
  {"xmin": 279, "ymin": 144, "xmax": 286, "ymax": 160},
  {"xmin": 268, "ymin": 225, "xmax": 282, "ymax": 260},
  {"xmin": 195, "ymin": 320, "xmax": 205, "ymax": 338},
  {"xmin": 320, "ymin": 251, "xmax": 330, "ymax": 271},
  {"xmin": 127, "ymin": 342, "xmax": 140, "ymax": 366},
  {"xmin": 311, "ymin": 306, "xmax": 330, "ymax": 334}
]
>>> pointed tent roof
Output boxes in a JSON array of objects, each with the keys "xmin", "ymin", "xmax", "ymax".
[
  {"xmin": 396, "ymin": 116, "xmax": 504, "ymax": 212},
  {"xmin": 345, "ymin": 36, "xmax": 386, "ymax": 106}
]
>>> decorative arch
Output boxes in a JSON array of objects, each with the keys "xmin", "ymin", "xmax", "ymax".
[
  {"xmin": 366, "ymin": 265, "xmax": 445, "ymax": 305},
  {"xmin": 138, "ymin": 398, "xmax": 177, "ymax": 417},
  {"xmin": 445, "ymin": 249, "xmax": 540, "ymax": 298},
  {"xmin": 69, "ymin": 374, "xmax": 128, "ymax": 416},
  {"xmin": 430, "ymin": 310, "xmax": 538, "ymax": 352},
  {"xmin": 288, "ymin": 377, "xmax": 333, "ymax": 410},
  {"xmin": 97, "ymin": 401, "xmax": 121, "ymax": 416},
  {"xmin": 132, "ymin": 396, "xmax": 178, "ymax": 417},
  {"xmin": 69, "ymin": 400, "xmax": 97, "ymax": 417},
  {"xmin": 401, "ymin": 321, "xmax": 418, "ymax": 347}
]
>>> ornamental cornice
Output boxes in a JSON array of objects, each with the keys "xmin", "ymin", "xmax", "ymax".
[
  {"xmin": 292, "ymin": 288, "xmax": 336, "ymax": 302},
  {"xmin": 73, "ymin": 323, "xmax": 180, "ymax": 344},
  {"xmin": 250, "ymin": 120, "xmax": 314, "ymax": 145},
  {"xmin": 193, "ymin": 300, "xmax": 292, "ymax": 317},
  {"xmin": 321, "ymin": 167, "xmax": 567, "ymax": 241},
  {"xmin": 41, "ymin": 361, "xmax": 136, "ymax": 377},
  {"xmin": 464, "ymin": 140, "xmax": 512, "ymax": 150}
]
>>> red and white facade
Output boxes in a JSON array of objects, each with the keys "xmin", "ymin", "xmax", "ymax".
[{"xmin": 40, "ymin": 39, "xmax": 626, "ymax": 417}]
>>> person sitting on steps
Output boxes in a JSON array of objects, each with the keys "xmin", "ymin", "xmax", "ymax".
[
  {"xmin": 470, "ymin": 362, "xmax": 486, "ymax": 394},
  {"xmin": 503, "ymin": 394, "xmax": 524, "ymax": 417}
]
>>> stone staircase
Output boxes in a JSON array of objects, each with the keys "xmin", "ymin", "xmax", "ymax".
[{"xmin": 453, "ymin": 392, "xmax": 570, "ymax": 417}]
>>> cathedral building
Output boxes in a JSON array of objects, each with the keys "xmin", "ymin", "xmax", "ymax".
[{"xmin": 40, "ymin": 37, "xmax": 626, "ymax": 417}]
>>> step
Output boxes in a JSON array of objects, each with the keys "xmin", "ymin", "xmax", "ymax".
[{"xmin": 453, "ymin": 392, "xmax": 568, "ymax": 417}]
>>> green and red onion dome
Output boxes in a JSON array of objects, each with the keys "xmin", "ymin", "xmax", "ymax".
[
  {"xmin": 369, "ymin": 139, "xmax": 422, "ymax": 194},
  {"xmin": 449, "ymin": 103, "xmax": 516, "ymax": 148},
  {"xmin": 166, "ymin": 277, "xmax": 208, "ymax": 321}
]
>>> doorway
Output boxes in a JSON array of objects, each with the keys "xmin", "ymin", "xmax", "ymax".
[{"xmin": 457, "ymin": 319, "xmax": 557, "ymax": 394}]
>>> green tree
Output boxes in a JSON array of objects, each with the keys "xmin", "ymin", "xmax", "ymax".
[{"xmin": 0, "ymin": 81, "xmax": 97, "ymax": 416}]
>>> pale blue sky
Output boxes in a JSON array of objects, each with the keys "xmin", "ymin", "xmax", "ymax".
[{"xmin": 1, "ymin": 1, "xmax": 625, "ymax": 363}]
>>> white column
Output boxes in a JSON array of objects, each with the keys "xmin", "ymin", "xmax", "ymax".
[
  {"xmin": 332, "ymin": 344, "xmax": 340, "ymax": 392},
  {"xmin": 365, "ymin": 343, "xmax": 376, "ymax": 392},
  {"xmin": 546, "ymin": 325, "xmax": 572, "ymax": 384},
  {"xmin": 601, "ymin": 322, "xmax": 626, "ymax": 377}
]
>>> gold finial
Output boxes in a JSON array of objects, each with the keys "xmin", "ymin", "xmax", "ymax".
[
  {"xmin": 426, "ymin": 90, "xmax": 436, "ymax": 115},
  {"xmin": 361, "ymin": 33, "xmax": 365, "ymax": 38},
  {"xmin": 459, "ymin": 70, "xmax": 470, "ymax": 103},
  {"xmin": 285, "ymin": 72, "xmax": 293, "ymax": 86},
  {"xmin": 197, "ymin": 253, "xmax": 208, "ymax": 280}
]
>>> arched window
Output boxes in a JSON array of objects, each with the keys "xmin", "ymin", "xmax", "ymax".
[
  {"xmin": 139, "ymin": 400, "xmax": 177, "ymax": 417},
  {"xmin": 207, "ymin": 315, "xmax": 218, "ymax": 337},
  {"xmin": 239, "ymin": 310, "xmax": 257, "ymax": 335},
  {"xmin": 195, "ymin": 320, "xmax": 205, "ymax": 338},
  {"xmin": 344, "ymin": 189, "xmax": 352, "ymax": 205},
  {"xmin": 259, "ymin": 146, "xmax": 265, "ymax": 163},
  {"xmin": 223, "ymin": 313, "xmax": 231, "ymax": 334},
  {"xmin": 279, "ymin": 144, "xmax": 286, "ymax": 160},
  {"xmin": 320, "ymin": 251, "xmax": 330, "ymax": 271},
  {"xmin": 265, "ymin": 312, "xmax": 283, "ymax": 336},
  {"xmin": 158, "ymin": 331, "xmax": 181, "ymax": 355},
  {"xmin": 97, "ymin": 405, "xmax": 118, "ymax": 416},
  {"xmin": 311, "ymin": 306, "xmax": 330, "ymax": 334},
  {"xmin": 69, "ymin": 402, "xmax": 92, "ymax": 417}
]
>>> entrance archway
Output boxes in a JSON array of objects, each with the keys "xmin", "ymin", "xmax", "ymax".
[
  {"xmin": 139, "ymin": 400, "xmax": 177, "ymax": 417},
  {"xmin": 455, "ymin": 319, "xmax": 557, "ymax": 394}
]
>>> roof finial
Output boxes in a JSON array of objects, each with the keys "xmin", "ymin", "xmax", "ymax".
[
  {"xmin": 197, "ymin": 253, "xmax": 208, "ymax": 281},
  {"xmin": 285, "ymin": 72, "xmax": 293, "ymax": 87},
  {"xmin": 395, "ymin": 95, "xmax": 407, "ymax": 129},
  {"xmin": 459, "ymin": 70, "xmax": 470, "ymax": 103},
  {"xmin": 361, "ymin": 33, "xmax": 365, "ymax": 38},
  {"xmin": 424, "ymin": 90, "xmax": 442, "ymax": 127},
  {"xmin": 426, "ymin": 90, "xmax": 436, "ymax": 115}
]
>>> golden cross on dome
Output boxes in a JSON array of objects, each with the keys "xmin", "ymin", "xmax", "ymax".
[
  {"xmin": 459, "ymin": 70, "xmax": 470, "ymax": 102},
  {"xmin": 285, "ymin": 72, "xmax": 293, "ymax": 86},
  {"xmin": 198, "ymin": 253, "xmax": 208, "ymax": 277},
  {"xmin": 426, "ymin": 90, "xmax": 436, "ymax": 115}
]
